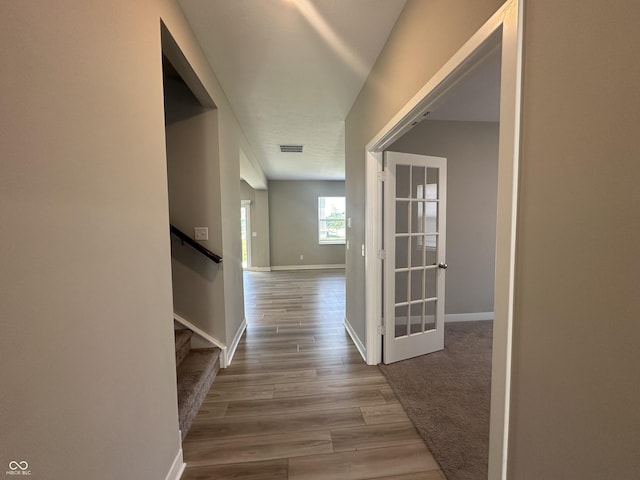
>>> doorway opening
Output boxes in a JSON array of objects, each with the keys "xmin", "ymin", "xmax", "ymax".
[
  {"xmin": 241, "ymin": 200, "xmax": 251, "ymax": 269},
  {"xmin": 363, "ymin": 1, "xmax": 522, "ymax": 478}
]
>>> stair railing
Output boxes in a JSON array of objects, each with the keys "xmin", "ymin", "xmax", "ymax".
[{"xmin": 170, "ymin": 224, "xmax": 222, "ymax": 263}]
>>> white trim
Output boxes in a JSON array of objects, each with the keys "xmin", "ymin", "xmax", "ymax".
[
  {"xmin": 173, "ymin": 313, "xmax": 228, "ymax": 368},
  {"xmin": 445, "ymin": 312, "xmax": 494, "ymax": 322},
  {"xmin": 366, "ymin": 10, "xmax": 506, "ymax": 152},
  {"xmin": 363, "ymin": 2, "xmax": 522, "ymax": 478},
  {"xmin": 241, "ymin": 199, "xmax": 252, "ymax": 205},
  {"xmin": 225, "ymin": 318, "xmax": 247, "ymax": 367},
  {"xmin": 164, "ymin": 447, "xmax": 185, "ymax": 480},
  {"xmin": 248, "ymin": 266, "xmax": 271, "ymax": 272},
  {"xmin": 365, "ymin": 151, "xmax": 383, "ymax": 366},
  {"xmin": 490, "ymin": 2, "xmax": 523, "ymax": 478},
  {"xmin": 270, "ymin": 264, "xmax": 345, "ymax": 271},
  {"xmin": 343, "ymin": 316, "xmax": 366, "ymax": 362}
]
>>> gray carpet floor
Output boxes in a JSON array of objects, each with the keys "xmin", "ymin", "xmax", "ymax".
[{"xmin": 379, "ymin": 321, "xmax": 493, "ymax": 480}]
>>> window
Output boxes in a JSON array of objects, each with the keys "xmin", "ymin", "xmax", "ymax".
[{"xmin": 318, "ymin": 196, "xmax": 346, "ymax": 244}]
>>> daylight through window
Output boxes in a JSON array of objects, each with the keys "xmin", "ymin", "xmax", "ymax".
[{"xmin": 318, "ymin": 196, "xmax": 346, "ymax": 244}]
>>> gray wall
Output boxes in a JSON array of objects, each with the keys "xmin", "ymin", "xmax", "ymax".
[
  {"xmin": 241, "ymin": 180, "xmax": 271, "ymax": 269},
  {"xmin": 389, "ymin": 120, "xmax": 499, "ymax": 315},
  {"xmin": 269, "ymin": 180, "xmax": 346, "ymax": 268},
  {"xmin": 345, "ymin": 0, "xmax": 503, "ymax": 345},
  {"xmin": 508, "ymin": 1, "xmax": 640, "ymax": 478},
  {"xmin": 346, "ymin": 0, "xmax": 640, "ymax": 478},
  {"xmin": 167, "ymin": 109, "xmax": 227, "ymax": 339},
  {"xmin": 0, "ymin": 0, "xmax": 256, "ymax": 477}
]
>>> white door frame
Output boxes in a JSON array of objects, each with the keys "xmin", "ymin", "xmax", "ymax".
[{"xmin": 363, "ymin": 1, "xmax": 523, "ymax": 478}]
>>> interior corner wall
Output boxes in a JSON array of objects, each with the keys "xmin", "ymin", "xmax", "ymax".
[
  {"xmin": 218, "ymin": 120, "xmax": 246, "ymax": 339},
  {"xmin": 166, "ymin": 109, "xmax": 226, "ymax": 339},
  {"xmin": 241, "ymin": 180, "xmax": 256, "ymax": 201},
  {"xmin": 166, "ymin": 0, "xmax": 250, "ymax": 347},
  {"xmin": 0, "ymin": 0, "xmax": 253, "ymax": 477},
  {"xmin": 269, "ymin": 180, "xmax": 346, "ymax": 268},
  {"xmin": 241, "ymin": 181, "xmax": 271, "ymax": 269},
  {"xmin": 345, "ymin": 0, "xmax": 504, "ymax": 342},
  {"xmin": 389, "ymin": 120, "xmax": 499, "ymax": 315},
  {"xmin": 507, "ymin": 1, "xmax": 640, "ymax": 478}
]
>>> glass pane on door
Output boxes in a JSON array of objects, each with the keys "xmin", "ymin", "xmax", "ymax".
[
  {"xmin": 426, "ymin": 168, "xmax": 439, "ymax": 199},
  {"xmin": 396, "ymin": 201, "xmax": 409, "ymax": 233},
  {"xmin": 395, "ymin": 305, "xmax": 409, "ymax": 338},
  {"xmin": 424, "ymin": 300, "xmax": 436, "ymax": 332},
  {"xmin": 396, "ymin": 237, "xmax": 409, "ymax": 269},
  {"xmin": 395, "ymin": 270, "xmax": 408, "ymax": 305},
  {"xmin": 425, "ymin": 268, "xmax": 437, "ymax": 299},
  {"xmin": 396, "ymin": 165, "xmax": 411, "ymax": 198},
  {"xmin": 410, "ymin": 302, "xmax": 423, "ymax": 334},
  {"xmin": 412, "ymin": 166, "xmax": 426, "ymax": 199}
]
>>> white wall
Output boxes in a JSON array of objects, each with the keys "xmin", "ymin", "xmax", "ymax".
[
  {"xmin": 389, "ymin": 120, "xmax": 499, "ymax": 315},
  {"xmin": 0, "ymin": 0, "xmax": 257, "ymax": 477},
  {"xmin": 269, "ymin": 180, "xmax": 346, "ymax": 268}
]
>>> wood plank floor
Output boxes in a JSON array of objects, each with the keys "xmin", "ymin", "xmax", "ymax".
[{"xmin": 182, "ymin": 269, "xmax": 444, "ymax": 480}]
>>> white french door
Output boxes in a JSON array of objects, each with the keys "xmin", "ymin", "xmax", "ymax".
[{"xmin": 383, "ymin": 151, "xmax": 447, "ymax": 364}]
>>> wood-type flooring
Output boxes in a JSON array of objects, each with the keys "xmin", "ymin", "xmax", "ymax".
[{"xmin": 182, "ymin": 269, "xmax": 444, "ymax": 480}]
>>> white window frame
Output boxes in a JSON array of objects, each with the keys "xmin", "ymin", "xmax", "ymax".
[{"xmin": 318, "ymin": 196, "xmax": 346, "ymax": 245}]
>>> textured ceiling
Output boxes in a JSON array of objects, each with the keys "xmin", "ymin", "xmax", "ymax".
[{"xmin": 178, "ymin": 0, "xmax": 407, "ymax": 182}]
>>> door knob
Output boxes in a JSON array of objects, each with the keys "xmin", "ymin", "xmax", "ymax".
[{"xmin": 438, "ymin": 262, "xmax": 448, "ymax": 269}]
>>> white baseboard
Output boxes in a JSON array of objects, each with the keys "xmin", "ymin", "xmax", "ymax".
[
  {"xmin": 271, "ymin": 264, "xmax": 345, "ymax": 271},
  {"xmin": 174, "ymin": 313, "xmax": 228, "ymax": 368},
  {"xmin": 226, "ymin": 318, "xmax": 247, "ymax": 367},
  {"xmin": 248, "ymin": 266, "xmax": 271, "ymax": 272},
  {"xmin": 344, "ymin": 316, "xmax": 366, "ymax": 362},
  {"xmin": 165, "ymin": 447, "xmax": 185, "ymax": 480},
  {"xmin": 445, "ymin": 312, "xmax": 494, "ymax": 322}
]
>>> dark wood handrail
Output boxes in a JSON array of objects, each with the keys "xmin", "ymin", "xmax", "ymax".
[{"xmin": 170, "ymin": 224, "xmax": 222, "ymax": 263}]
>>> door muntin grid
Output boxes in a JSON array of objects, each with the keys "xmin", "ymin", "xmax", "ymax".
[{"xmin": 394, "ymin": 164, "xmax": 440, "ymax": 338}]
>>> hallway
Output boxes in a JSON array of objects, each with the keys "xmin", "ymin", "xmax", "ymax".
[{"xmin": 181, "ymin": 270, "xmax": 443, "ymax": 479}]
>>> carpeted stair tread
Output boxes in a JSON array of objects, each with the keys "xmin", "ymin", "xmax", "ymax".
[
  {"xmin": 177, "ymin": 347, "xmax": 221, "ymax": 439},
  {"xmin": 174, "ymin": 329, "xmax": 192, "ymax": 367}
]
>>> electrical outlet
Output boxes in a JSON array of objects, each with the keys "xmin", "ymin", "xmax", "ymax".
[
  {"xmin": 194, "ymin": 227, "xmax": 208, "ymax": 241},
  {"xmin": 300, "ymin": 254, "xmax": 304, "ymax": 260}
]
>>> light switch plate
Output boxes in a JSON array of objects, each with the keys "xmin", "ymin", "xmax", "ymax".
[{"xmin": 194, "ymin": 227, "xmax": 208, "ymax": 241}]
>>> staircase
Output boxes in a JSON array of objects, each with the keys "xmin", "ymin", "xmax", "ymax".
[{"xmin": 175, "ymin": 329, "xmax": 221, "ymax": 440}]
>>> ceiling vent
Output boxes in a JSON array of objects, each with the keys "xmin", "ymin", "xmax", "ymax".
[{"xmin": 280, "ymin": 144, "xmax": 303, "ymax": 153}]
